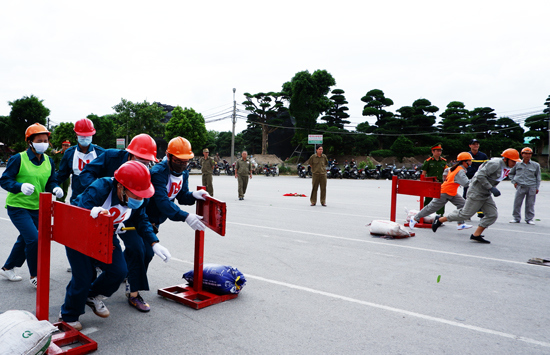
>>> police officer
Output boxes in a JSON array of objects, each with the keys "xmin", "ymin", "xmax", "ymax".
[
  {"xmin": 59, "ymin": 161, "xmax": 170, "ymax": 330},
  {"xmin": 432, "ymin": 149, "xmax": 521, "ymax": 243},
  {"xmin": 421, "ymin": 143, "xmax": 448, "ymax": 214},
  {"xmin": 509, "ymin": 147, "xmax": 541, "ymax": 224},
  {"xmin": 56, "ymin": 118, "xmax": 105, "ymax": 204},
  {"xmin": 235, "ymin": 151, "xmax": 252, "ymax": 200},
  {"xmin": 306, "ymin": 146, "xmax": 329, "ymax": 206},
  {"xmin": 199, "ymin": 148, "xmax": 216, "ymax": 196}
]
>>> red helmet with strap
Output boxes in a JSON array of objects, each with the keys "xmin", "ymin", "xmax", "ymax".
[
  {"xmin": 114, "ymin": 161, "xmax": 154, "ymax": 198},
  {"xmin": 126, "ymin": 134, "xmax": 159, "ymax": 162},
  {"xmin": 74, "ymin": 118, "xmax": 96, "ymax": 136},
  {"xmin": 25, "ymin": 123, "xmax": 50, "ymax": 140}
]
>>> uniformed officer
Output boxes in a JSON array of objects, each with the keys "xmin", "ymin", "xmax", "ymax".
[
  {"xmin": 421, "ymin": 143, "xmax": 448, "ymax": 214},
  {"xmin": 305, "ymin": 145, "xmax": 329, "ymax": 207},
  {"xmin": 199, "ymin": 148, "xmax": 216, "ymax": 196},
  {"xmin": 56, "ymin": 118, "xmax": 105, "ymax": 204},
  {"xmin": 509, "ymin": 147, "xmax": 541, "ymax": 224},
  {"xmin": 235, "ymin": 151, "xmax": 252, "ymax": 200}
]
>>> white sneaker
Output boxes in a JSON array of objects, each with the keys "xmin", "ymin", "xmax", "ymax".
[
  {"xmin": 526, "ymin": 220, "xmax": 536, "ymax": 225},
  {"xmin": 409, "ymin": 218, "xmax": 418, "ymax": 230},
  {"xmin": 509, "ymin": 219, "xmax": 520, "ymax": 223},
  {"xmin": 0, "ymin": 268, "xmax": 22, "ymax": 281},
  {"xmin": 457, "ymin": 224, "xmax": 473, "ymax": 230},
  {"xmin": 29, "ymin": 277, "xmax": 37, "ymax": 288},
  {"xmin": 58, "ymin": 312, "xmax": 83, "ymax": 331},
  {"xmin": 86, "ymin": 296, "xmax": 110, "ymax": 318}
]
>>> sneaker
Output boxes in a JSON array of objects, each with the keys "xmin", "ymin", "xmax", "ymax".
[
  {"xmin": 526, "ymin": 220, "xmax": 536, "ymax": 225},
  {"xmin": 128, "ymin": 293, "xmax": 150, "ymax": 312},
  {"xmin": 509, "ymin": 219, "xmax": 520, "ymax": 223},
  {"xmin": 58, "ymin": 312, "xmax": 83, "ymax": 331},
  {"xmin": 0, "ymin": 268, "xmax": 22, "ymax": 282},
  {"xmin": 86, "ymin": 296, "xmax": 110, "ymax": 318},
  {"xmin": 457, "ymin": 224, "xmax": 472, "ymax": 230},
  {"xmin": 409, "ymin": 218, "xmax": 417, "ymax": 230},
  {"xmin": 29, "ymin": 277, "xmax": 37, "ymax": 288},
  {"xmin": 470, "ymin": 235, "xmax": 490, "ymax": 244},
  {"xmin": 125, "ymin": 279, "xmax": 131, "ymax": 297},
  {"xmin": 432, "ymin": 216, "xmax": 442, "ymax": 233}
]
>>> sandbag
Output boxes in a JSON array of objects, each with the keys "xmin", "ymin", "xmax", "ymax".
[
  {"xmin": 183, "ymin": 264, "xmax": 246, "ymax": 295},
  {"xmin": 368, "ymin": 220, "xmax": 411, "ymax": 238},
  {"xmin": 404, "ymin": 207, "xmax": 435, "ymax": 223},
  {"xmin": 0, "ymin": 310, "xmax": 58, "ymax": 355}
]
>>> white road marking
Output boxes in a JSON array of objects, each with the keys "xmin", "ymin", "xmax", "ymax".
[
  {"xmin": 81, "ymin": 327, "xmax": 99, "ymax": 335},
  {"xmin": 170, "ymin": 257, "xmax": 550, "ymax": 348}
]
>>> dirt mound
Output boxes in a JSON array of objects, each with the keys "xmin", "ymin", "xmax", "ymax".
[{"xmin": 249, "ymin": 154, "xmax": 284, "ymax": 166}]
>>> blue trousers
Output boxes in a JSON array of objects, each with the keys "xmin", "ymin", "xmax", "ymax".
[
  {"xmin": 61, "ymin": 235, "xmax": 128, "ymax": 322},
  {"xmin": 119, "ymin": 226, "xmax": 154, "ymax": 293},
  {"xmin": 3, "ymin": 207, "xmax": 39, "ymax": 277}
]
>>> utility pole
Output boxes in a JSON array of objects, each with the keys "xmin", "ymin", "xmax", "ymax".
[{"xmin": 231, "ymin": 88, "xmax": 236, "ymax": 165}]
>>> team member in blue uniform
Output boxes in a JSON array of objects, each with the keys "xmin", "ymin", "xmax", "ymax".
[
  {"xmin": 0, "ymin": 123, "xmax": 63, "ymax": 287},
  {"xmin": 59, "ymin": 161, "xmax": 171, "ymax": 330},
  {"xmin": 147, "ymin": 137, "xmax": 208, "ymax": 234},
  {"xmin": 78, "ymin": 133, "xmax": 158, "ymax": 192},
  {"xmin": 56, "ymin": 118, "xmax": 105, "ymax": 204}
]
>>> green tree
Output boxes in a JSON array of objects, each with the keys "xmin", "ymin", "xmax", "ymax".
[
  {"xmin": 494, "ymin": 117, "xmax": 523, "ymax": 142},
  {"xmin": 390, "ymin": 135, "xmax": 415, "ymax": 162},
  {"xmin": 439, "ymin": 101, "xmax": 469, "ymax": 133},
  {"xmin": 316, "ymin": 124, "xmax": 345, "ymax": 154},
  {"xmin": 50, "ymin": 122, "xmax": 76, "ymax": 149},
  {"xmin": 242, "ymin": 91, "xmax": 289, "ymax": 154},
  {"xmin": 165, "ymin": 106, "xmax": 208, "ymax": 154},
  {"xmin": 240, "ymin": 124, "xmax": 262, "ymax": 155},
  {"xmin": 205, "ymin": 130, "xmax": 219, "ymax": 153},
  {"xmin": 88, "ymin": 114, "xmax": 117, "ymax": 148},
  {"xmin": 469, "ymin": 107, "xmax": 497, "ymax": 140},
  {"xmin": 320, "ymin": 89, "xmax": 350, "ymax": 129},
  {"xmin": 0, "ymin": 115, "xmax": 17, "ymax": 148},
  {"xmin": 112, "ymin": 99, "xmax": 165, "ymax": 141},
  {"xmin": 215, "ymin": 131, "xmax": 234, "ymax": 157},
  {"xmin": 8, "ymin": 95, "xmax": 51, "ymax": 142},
  {"xmin": 282, "ymin": 69, "xmax": 336, "ymax": 145},
  {"xmin": 524, "ymin": 113, "xmax": 548, "ymax": 164},
  {"xmin": 396, "ymin": 98, "xmax": 439, "ymax": 147},
  {"xmin": 360, "ymin": 89, "xmax": 395, "ymax": 149}
]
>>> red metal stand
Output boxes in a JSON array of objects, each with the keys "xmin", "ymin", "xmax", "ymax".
[
  {"xmin": 37, "ymin": 193, "xmax": 113, "ymax": 354},
  {"xmin": 390, "ymin": 175, "xmax": 441, "ymax": 228},
  {"xmin": 158, "ymin": 186, "xmax": 236, "ymax": 309}
]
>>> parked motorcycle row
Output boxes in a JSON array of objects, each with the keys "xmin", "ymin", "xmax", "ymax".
[{"xmin": 297, "ymin": 161, "xmax": 422, "ymax": 180}]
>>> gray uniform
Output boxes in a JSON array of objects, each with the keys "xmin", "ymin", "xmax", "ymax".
[
  {"xmin": 446, "ymin": 158, "xmax": 509, "ymax": 229},
  {"xmin": 509, "ymin": 160, "xmax": 541, "ymax": 223}
]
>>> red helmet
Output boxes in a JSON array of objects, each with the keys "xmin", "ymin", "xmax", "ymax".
[
  {"xmin": 501, "ymin": 148, "xmax": 521, "ymax": 162},
  {"xmin": 74, "ymin": 118, "xmax": 96, "ymax": 136},
  {"xmin": 25, "ymin": 123, "xmax": 50, "ymax": 140},
  {"xmin": 126, "ymin": 134, "xmax": 159, "ymax": 162},
  {"xmin": 114, "ymin": 161, "xmax": 154, "ymax": 198}
]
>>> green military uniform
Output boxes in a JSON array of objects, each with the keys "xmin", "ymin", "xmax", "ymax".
[
  {"xmin": 235, "ymin": 158, "xmax": 252, "ymax": 199},
  {"xmin": 306, "ymin": 153, "xmax": 329, "ymax": 206},
  {"xmin": 422, "ymin": 143, "xmax": 448, "ymax": 214},
  {"xmin": 52, "ymin": 149, "xmax": 70, "ymax": 203},
  {"xmin": 199, "ymin": 150, "xmax": 216, "ymax": 196}
]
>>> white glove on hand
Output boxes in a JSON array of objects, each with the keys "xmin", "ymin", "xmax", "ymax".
[
  {"xmin": 21, "ymin": 183, "xmax": 35, "ymax": 196},
  {"xmin": 152, "ymin": 243, "xmax": 171, "ymax": 263},
  {"xmin": 192, "ymin": 190, "xmax": 209, "ymax": 200},
  {"xmin": 185, "ymin": 213, "xmax": 205, "ymax": 231},
  {"xmin": 115, "ymin": 223, "xmax": 126, "ymax": 234},
  {"xmin": 90, "ymin": 207, "xmax": 108, "ymax": 219},
  {"xmin": 53, "ymin": 187, "xmax": 64, "ymax": 199}
]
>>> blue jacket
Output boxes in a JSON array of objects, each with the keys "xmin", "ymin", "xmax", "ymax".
[
  {"xmin": 147, "ymin": 159, "xmax": 196, "ymax": 226},
  {"xmin": 55, "ymin": 144, "xmax": 105, "ymax": 203},
  {"xmin": 466, "ymin": 151, "xmax": 489, "ymax": 179},
  {"xmin": 75, "ymin": 177, "xmax": 158, "ymax": 245},
  {"xmin": 78, "ymin": 149, "xmax": 129, "ymax": 195},
  {"xmin": 0, "ymin": 148, "xmax": 58, "ymax": 194}
]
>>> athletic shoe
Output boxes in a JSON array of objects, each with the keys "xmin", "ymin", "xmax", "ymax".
[
  {"xmin": 432, "ymin": 216, "xmax": 442, "ymax": 232},
  {"xmin": 409, "ymin": 218, "xmax": 417, "ymax": 230},
  {"xmin": 0, "ymin": 268, "xmax": 22, "ymax": 282},
  {"xmin": 457, "ymin": 224, "xmax": 472, "ymax": 230},
  {"xmin": 470, "ymin": 235, "xmax": 490, "ymax": 244},
  {"xmin": 29, "ymin": 277, "xmax": 37, "ymax": 288},
  {"xmin": 526, "ymin": 220, "xmax": 536, "ymax": 225},
  {"xmin": 86, "ymin": 296, "xmax": 110, "ymax": 318},
  {"xmin": 322, "ymin": 204, "xmax": 327, "ymax": 207},
  {"xmin": 58, "ymin": 312, "xmax": 83, "ymax": 331},
  {"xmin": 128, "ymin": 294, "xmax": 150, "ymax": 312},
  {"xmin": 509, "ymin": 219, "xmax": 520, "ymax": 223}
]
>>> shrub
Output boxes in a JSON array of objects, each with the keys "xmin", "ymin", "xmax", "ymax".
[{"xmin": 370, "ymin": 149, "xmax": 393, "ymax": 158}]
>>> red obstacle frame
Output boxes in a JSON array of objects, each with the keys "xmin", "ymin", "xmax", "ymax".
[
  {"xmin": 157, "ymin": 186, "xmax": 237, "ymax": 309},
  {"xmin": 390, "ymin": 175, "xmax": 441, "ymax": 228},
  {"xmin": 37, "ymin": 193, "xmax": 114, "ymax": 354}
]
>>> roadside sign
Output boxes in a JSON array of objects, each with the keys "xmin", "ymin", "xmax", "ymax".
[
  {"xmin": 116, "ymin": 138, "xmax": 125, "ymax": 149},
  {"xmin": 308, "ymin": 135, "xmax": 323, "ymax": 144}
]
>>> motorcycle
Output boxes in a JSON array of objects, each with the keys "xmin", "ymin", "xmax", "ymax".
[
  {"xmin": 327, "ymin": 161, "xmax": 342, "ymax": 179},
  {"xmin": 270, "ymin": 164, "xmax": 279, "ymax": 176},
  {"xmin": 263, "ymin": 163, "xmax": 271, "ymax": 177},
  {"xmin": 349, "ymin": 165, "xmax": 359, "ymax": 179},
  {"xmin": 342, "ymin": 164, "xmax": 351, "ymax": 179},
  {"xmin": 379, "ymin": 164, "xmax": 393, "ymax": 180},
  {"xmin": 213, "ymin": 162, "xmax": 221, "ymax": 176},
  {"xmin": 297, "ymin": 163, "xmax": 307, "ymax": 178},
  {"xmin": 223, "ymin": 159, "xmax": 233, "ymax": 176}
]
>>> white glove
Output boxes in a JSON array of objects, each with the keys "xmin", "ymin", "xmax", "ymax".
[
  {"xmin": 53, "ymin": 187, "xmax": 64, "ymax": 199},
  {"xmin": 90, "ymin": 207, "xmax": 108, "ymax": 218},
  {"xmin": 185, "ymin": 213, "xmax": 205, "ymax": 231},
  {"xmin": 115, "ymin": 223, "xmax": 126, "ymax": 234},
  {"xmin": 21, "ymin": 183, "xmax": 35, "ymax": 196},
  {"xmin": 152, "ymin": 243, "xmax": 171, "ymax": 263},
  {"xmin": 192, "ymin": 190, "xmax": 209, "ymax": 200}
]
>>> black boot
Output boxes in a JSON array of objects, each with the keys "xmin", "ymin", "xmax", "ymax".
[
  {"xmin": 432, "ymin": 216, "xmax": 442, "ymax": 232},
  {"xmin": 470, "ymin": 234, "xmax": 490, "ymax": 244}
]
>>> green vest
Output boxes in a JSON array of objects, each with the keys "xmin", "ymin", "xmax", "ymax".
[{"xmin": 6, "ymin": 151, "xmax": 52, "ymax": 210}]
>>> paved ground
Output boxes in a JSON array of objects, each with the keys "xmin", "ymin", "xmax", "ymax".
[{"xmin": 1, "ymin": 172, "xmax": 549, "ymax": 354}]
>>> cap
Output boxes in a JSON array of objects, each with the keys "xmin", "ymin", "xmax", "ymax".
[
  {"xmin": 62, "ymin": 140, "xmax": 71, "ymax": 145},
  {"xmin": 203, "ymin": 148, "xmax": 209, "ymax": 153},
  {"xmin": 431, "ymin": 143, "xmax": 442, "ymax": 150},
  {"xmin": 470, "ymin": 139, "xmax": 480, "ymax": 144}
]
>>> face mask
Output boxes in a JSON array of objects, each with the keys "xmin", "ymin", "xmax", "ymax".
[
  {"xmin": 169, "ymin": 157, "xmax": 187, "ymax": 174},
  {"xmin": 32, "ymin": 142, "xmax": 49, "ymax": 154},
  {"xmin": 78, "ymin": 136, "xmax": 92, "ymax": 147},
  {"xmin": 127, "ymin": 196, "xmax": 143, "ymax": 209}
]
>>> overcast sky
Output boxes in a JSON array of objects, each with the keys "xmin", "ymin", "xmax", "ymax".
[{"xmin": 1, "ymin": 0, "xmax": 549, "ymax": 136}]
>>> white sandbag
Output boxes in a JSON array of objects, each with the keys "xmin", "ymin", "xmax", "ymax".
[
  {"xmin": 368, "ymin": 220, "xmax": 411, "ymax": 238},
  {"xmin": 0, "ymin": 310, "xmax": 58, "ymax": 355},
  {"xmin": 404, "ymin": 206, "xmax": 435, "ymax": 223}
]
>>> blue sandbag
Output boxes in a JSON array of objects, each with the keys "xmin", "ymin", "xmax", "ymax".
[{"xmin": 182, "ymin": 263, "xmax": 246, "ymax": 295}]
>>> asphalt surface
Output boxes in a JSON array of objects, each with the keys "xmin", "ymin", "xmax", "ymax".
[{"xmin": 0, "ymin": 171, "xmax": 549, "ymax": 354}]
